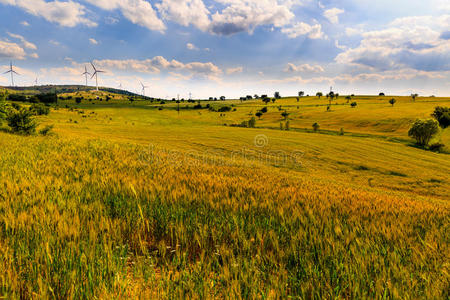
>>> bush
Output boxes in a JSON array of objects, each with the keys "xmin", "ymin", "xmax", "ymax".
[
  {"xmin": 261, "ymin": 107, "xmax": 268, "ymax": 113},
  {"xmin": 75, "ymin": 97, "xmax": 83, "ymax": 104},
  {"xmin": 431, "ymin": 106, "xmax": 450, "ymax": 128},
  {"xmin": 339, "ymin": 128, "xmax": 345, "ymax": 135},
  {"xmin": 408, "ymin": 119, "xmax": 439, "ymax": 147},
  {"xmin": 30, "ymin": 103, "xmax": 50, "ymax": 116},
  {"xmin": 350, "ymin": 102, "xmax": 357, "ymax": 108},
  {"xmin": 218, "ymin": 106, "xmax": 232, "ymax": 112},
  {"xmin": 39, "ymin": 125, "xmax": 54, "ymax": 136},
  {"xmin": 36, "ymin": 93, "xmax": 58, "ymax": 104},
  {"xmin": 248, "ymin": 117, "xmax": 256, "ymax": 128},
  {"xmin": 0, "ymin": 92, "xmax": 7, "ymax": 124},
  {"xmin": 389, "ymin": 98, "xmax": 396, "ymax": 107},
  {"xmin": 285, "ymin": 120, "xmax": 290, "ymax": 131},
  {"xmin": 429, "ymin": 143, "xmax": 446, "ymax": 153},
  {"xmin": 8, "ymin": 94, "xmax": 27, "ymax": 102},
  {"xmin": 6, "ymin": 108, "xmax": 37, "ymax": 135}
]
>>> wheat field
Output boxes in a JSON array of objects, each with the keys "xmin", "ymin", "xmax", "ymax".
[{"xmin": 0, "ymin": 94, "xmax": 449, "ymax": 299}]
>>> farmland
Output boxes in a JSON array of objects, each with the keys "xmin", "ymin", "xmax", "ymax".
[{"xmin": 0, "ymin": 92, "xmax": 449, "ymax": 299}]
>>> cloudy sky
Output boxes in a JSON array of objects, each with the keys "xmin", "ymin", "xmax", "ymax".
[{"xmin": 0, "ymin": 0, "xmax": 449, "ymax": 98}]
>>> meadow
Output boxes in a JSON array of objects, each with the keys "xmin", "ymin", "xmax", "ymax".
[{"xmin": 0, "ymin": 91, "xmax": 449, "ymax": 299}]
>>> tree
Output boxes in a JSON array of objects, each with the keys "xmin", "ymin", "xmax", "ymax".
[
  {"xmin": 0, "ymin": 91, "xmax": 8, "ymax": 124},
  {"xmin": 281, "ymin": 111, "xmax": 289, "ymax": 120},
  {"xmin": 411, "ymin": 93, "xmax": 418, "ymax": 101},
  {"xmin": 220, "ymin": 96, "xmax": 226, "ymax": 101},
  {"xmin": 6, "ymin": 108, "xmax": 37, "ymax": 135},
  {"xmin": 255, "ymin": 111, "xmax": 263, "ymax": 119},
  {"xmin": 261, "ymin": 107, "xmax": 268, "ymax": 113},
  {"xmin": 285, "ymin": 120, "xmax": 290, "ymax": 131},
  {"xmin": 312, "ymin": 122, "xmax": 320, "ymax": 132},
  {"xmin": 316, "ymin": 92, "xmax": 323, "ymax": 99},
  {"xmin": 262, "ymin": 97, "xmax": 271, "ymax": 105},
  {"xmin": 379, "ymin": 92, "xmax": 385, "ymax": 96},
  {"xmin": 389, "ymin": 98, "xmax": 396, "ymax": 107},
  {"xmin": 335, "ymin": 93, "xmax": 339, "ymax": 99},
  {"xmin": 408, "ymin": 119, "xmax": 439, "ymax": 147},
  {"xmin": 431, "ymin": 106, "xmax": 450, "ymax": 128},
  {"xmin": 345, "ymin": 96, "xmax": 351, "ymax": 103},
  {"xmin": 351, "ymin": 102, "xmax": 357, "ymax": 108},
  {"xmin": 274, "ymin": 92, "xmax": 281, "ymax": 99},
  {"xmin": 298, "ymin": 91, "xmax": 305, "ymax": 97},
  {"xmin": 254, "ymin": 94, "xmax": 259, "ymax": 99}
]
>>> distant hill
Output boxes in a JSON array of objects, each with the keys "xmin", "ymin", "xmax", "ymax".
[{"xmin": 0, "ymin": 85, "xmax": 139, "ymax": 97}]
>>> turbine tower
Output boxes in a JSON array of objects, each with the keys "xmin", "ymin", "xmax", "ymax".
[
  {"xmin": 90, "ymin": 62, "xmax": 104, "ymax": 91},
  {"xmin": 82, "ymin": 66, "xmax": 90, "ymax": 87},
  {"xmin": 140, "ymin": 81, "xmax": 148, "ymax": 96},
  {"xmin": 3, "ymin": 62, "xmax": 19, "ymax": 87}
]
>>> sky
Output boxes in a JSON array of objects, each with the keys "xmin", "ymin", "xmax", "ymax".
[{"xmin": 0, "ymin": 0, "xmax": 449, "ymax": 98}]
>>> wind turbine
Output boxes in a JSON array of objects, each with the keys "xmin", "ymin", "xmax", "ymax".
[
  {"xmin": 140, "ymin": 81, "xmax": 148, "ymax": 96},
  {"xmin": 82, "ymin": 66, "xmax": 90, "ymax": 87},
  {"xmin": 3, "ymin": 62, "xmax": 19, "ymax": 87},
  {"xmin": 90, "ymin": 62, "xmax": 104, "ymax": 91},
  {"xmin": 34, "ymin": 77, "xmax": 38, "ymax": 86}
]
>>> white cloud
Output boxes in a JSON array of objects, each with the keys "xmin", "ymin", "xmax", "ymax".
[
  {"xmin": 84, "ymin": 0, "xmax": 165, "ymax": 32},
  {"xmin": 345, "ymin": 27, "xmax": 361, "ymax": 36},
  {"xmin": 187, "ymin": 43, "xmax": 198, "ymax": 50},
  {"xmin": 210, "ymin": 0, "xmax": 295, "ymax": 35},
  {"xmin": 87, "ymin": 56, "xmax": 222, "ymax": 79},
  {"xmin": 281, "ymin": 22, "xmax": 326, "ymax": 39},
  {"xmin": 284, "ymin": 63, "xmax": 324, "ymax": 73},
  {"xmin": 0, "ymin": 0, "xmax": 97, "ymax": 27},
  {"xmin": 324, "ymin": 8, "xmax": 344, "ymax": 24},
  {"xmin": 226, "ymin": 66, "xmax": 243, "ymax": 74},
  {"xmin": 336, "ymin": 15, "xmax": 450, "ymax": 72},
  {"xmin": 21, "ymin": 21, "xmax": 30, "ymax": 26},
  {"xmin": 7, "ymin": 32, "xmax": 37, "ymax": 50},
  {"xmin": 0, "ymin": 40, "xmax": 26, "ymax": 60},
  {"xmin": 89, "ymin": 38, "xmax": 99, "ymax": 45},
  {"xmin": 29, "ymin": 53, "xmax": 39, "ymax": 59},
  {"xmin": 156, "ymin": 0, "xmax": 211, "ymax": 31}
]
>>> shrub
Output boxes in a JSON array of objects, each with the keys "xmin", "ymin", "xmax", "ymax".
[
  {"xmin": 248, "ymin": 117, "xmax": 256, "ymax": 128},
  {"xmin": 389, "ymin": 98, "xmax": 396, "ymax": 107},
  {"xmin": 261, "ymin": 107, "xmax": 268, "ymax": 113},
  {"xmin": 351, "ymin": 102, "xmax": 357, "ymax": 108},
  {"xmin": 0, "ymin": 92, "xmax": 7, "ymax": 124},
  {"xmin": 36, "ymin": 93, "xmax": 58, "ymax": 104},
  {"xmin": 6, "ymin": 108, "xmax": 37, "ymax": 135},
  {"xmin": 255, "ymin": 111, "xmax": 263, "ymax": 119},
  {"xmin": 339, "ymin": 128, "xmax": 345, "ymax": 135},
  {"xmin": 39, "ymin": 125, "xmax": 54, "ymax": 136},
  {"xmin": 8, "ymin": 94, "xmax": 27, "ymax": 102},
  {"xmin": 218, "ymin": 106, "xmax": 232, "ymax": 112},
  {"xmin": 312, "ymin": 122, "xmax": 320, "ymax": 132},
  {"xmin": 281, "ymin": 111, "xmax": 289, "ymax": 120},
  {"xmin": 431, "ymin": 106, "xmax": 450, "ymax": 128},
  {"xmin": 285, "ymin": 120, "xmax": 290, "ymax": 131},
  {"xmin": 30, "ymin": 103, "xmax": 50, "ymax": 116},
  {"xmin": 429, "ymin": 143, "xmax": 446, "ymax": 153},
  {"xmin": 280, "ymin": 122, "xmax": 284, "ymax": 130},
  {"xmin": 75, "ymin": 97, "xmax": 83, "ymax": 104},
  {"xmin": 408, "ymin": 119, "xmax": 439, "ymax": 147}
]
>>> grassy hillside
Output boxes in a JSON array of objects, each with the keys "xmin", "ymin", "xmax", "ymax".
[{"xmin": 0, "ymin": 94, "xmax": 449, "ymax": 298}]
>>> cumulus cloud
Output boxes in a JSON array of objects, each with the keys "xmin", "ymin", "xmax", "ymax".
[
  {"xmin": 324, "ymin": 8, "xmax": 344, "ymax": 24},
  {"xmin": 84, "ymin": 0, "xmax": 165, "ymax": 32},
  {"xmin": 226, "ymin": 66, "xmax": 243, "ymax": 74},
  {"xmin": 186, "ymin": 43, "xmax": 198, "ymax": 50},
  {"xmin": 284, "ymin": 63, "xmax": 324, "ymax": 73},
  {"xmin": 0, "ymin": 0, "xmax": 96, "ymax": 27},
  {"xmin": 156, "ymin": 0, "xmax": 210, "ymax": 31},
  {"xmin": 89, "ymin": 38, "xmax": 99, "ymax": 45},
  {"xmin": 281, "ymin": 22, "xmax": 325, "ymax": 39},
  {"xmin": 84, "ymin": 56, "xmax": 222, "ymax": 79},
  {"xmin": 336, "ymin": 15, "xmax": 450, "ymax": 72},
  {"xmin": 21, "ymin": 21, "xmax": 30, "ymax": 26},
  {"xmin": 7, "ymin": 32, "xmax": 37, "ymax": 50},
  {"xmin": 0, "ymin": 40, "xmax": 26, "ymax": 60},
  {"xmin": 210, "ymin": 0, "xmax": 295, "ymax": 35}
]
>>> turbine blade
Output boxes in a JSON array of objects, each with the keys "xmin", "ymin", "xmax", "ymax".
[{"xmin": 90, "ymin": 62, "xmax": 96, "ymax": 71}]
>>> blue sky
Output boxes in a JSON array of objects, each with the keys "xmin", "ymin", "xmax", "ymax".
[{"xmin": 0, "ymin": 0, "xmax": 449, "ymax": 98}]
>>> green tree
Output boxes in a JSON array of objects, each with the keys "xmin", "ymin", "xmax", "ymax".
[
  {"xmin": 312, "ymin": 122, "xmax": 320, "ymax": 132},
  {"xmin": 281, "ymin": 111, "xmax": 289, "ymax": 120},
  {"xmin": 408, "ymin": 119, "xmax": 439, "ymax": 147},
  {"xmin": 255, "ymin": 111, "xmax": 263, "ymax": 119},
  {"xmin": 351, "ymin": 102, "xmax": 357, "ymax": 108},
  {"xmin": 316, "ymin": 92, "xmax": 323, "ymax": 99},
  {"xmin": 431, "ymin": 106, "xmax": 450, "ymax": 128},
  {"xmin": 389, "ymin": 98, "xmax": 396, "ymax": 107},
  {"xmin": 6, "ymin": 108, "xmax": 37, "ymax": 135},
  {"xmin": 0, "ymin": 91, "xmax": 8, "ymax": 125}
]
